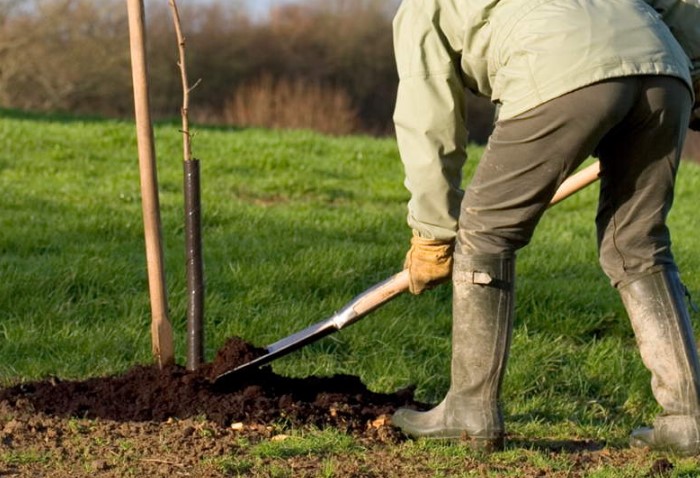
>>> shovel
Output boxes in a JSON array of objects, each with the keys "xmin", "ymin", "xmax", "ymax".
[{"xmin": 214, "ymin": 161, "xmax": 601, "ymax": 385}]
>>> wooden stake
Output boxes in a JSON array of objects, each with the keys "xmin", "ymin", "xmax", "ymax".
[{"xmin": 126, "ymin": 0, "xmax": 174, "ymax": 368}]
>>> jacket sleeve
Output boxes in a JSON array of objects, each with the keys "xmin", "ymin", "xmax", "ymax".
[
  {"xmin": 392, "ymin": 1, "xmax": 468, "ymax": 241},
  {"xmin": 645, "ymin": 0, "xmax": 700, "ymax": 81}
]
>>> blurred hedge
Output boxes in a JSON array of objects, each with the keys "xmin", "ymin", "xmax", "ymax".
[
  {"xmin": 1, "ymin": 0, "xmax": 697, "ymax": 157},
  {"xmin": 0, "ymin": 0, "xmax": 500, "ymax": 140}
]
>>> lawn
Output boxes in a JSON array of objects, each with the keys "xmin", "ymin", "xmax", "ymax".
[{"xmin": 1, "ymin": 109, "xmax": 700, "ymax": 476}]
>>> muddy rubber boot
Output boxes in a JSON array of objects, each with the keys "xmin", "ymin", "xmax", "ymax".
[
  {"xmin": 620, "ymin": 268, "xmax": 700, "ymax": 456},
  {"xmin": 392, "ymin": 252, "xmax": 514, "ymax": 451}
]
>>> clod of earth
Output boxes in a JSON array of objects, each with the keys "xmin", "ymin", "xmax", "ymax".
[{"xmin": 0, "ymin": 337, "xmax": 421, "ymax": 440}]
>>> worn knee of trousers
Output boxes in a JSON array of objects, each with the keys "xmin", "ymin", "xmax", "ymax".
[
  {"xmin": 456, "ymin": 222, "xmax": 532, "ymax": 257},
  {"xmin": 598, "ymin": 238, "xmax": 678, "ymax": 288},
  {"xmin": 456, "ymin": 198, "xmax": 540, "ymax": 256}
]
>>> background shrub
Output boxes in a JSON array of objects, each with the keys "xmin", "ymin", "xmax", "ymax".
[
  {"xmin": 224, "ymin": 74, "xmax": 360, "ymax": 135},
  {"xmin": 0, "ymin": 0, "xmax": 697, "ymax": 157}
]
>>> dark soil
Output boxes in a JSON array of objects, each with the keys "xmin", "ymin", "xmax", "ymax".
[
  {"xmin": 0, "ymin": 337, "xmax": 418, "ymax": 437},
  {"xmin": 0, "ymin": 337, "xmax": 676, "ymax": 477}
]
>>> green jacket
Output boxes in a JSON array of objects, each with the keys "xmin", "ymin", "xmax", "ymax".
[{"xmin": 394, "ymin": 0, "xmax": 700, "ymax": 241}]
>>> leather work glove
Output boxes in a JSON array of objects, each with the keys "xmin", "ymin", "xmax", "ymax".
[{"xmin": 404, "ymin": 236, "xmax": 455, "ymax": 295}]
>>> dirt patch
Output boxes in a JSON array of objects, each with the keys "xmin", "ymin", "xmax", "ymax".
[
  {"xmin": 0, "ymin": 337, "xmax": 417, "ymax": 437},
  {"xmin": 0, "ymin": 337, "xmax": 680, "ymax": 477}
]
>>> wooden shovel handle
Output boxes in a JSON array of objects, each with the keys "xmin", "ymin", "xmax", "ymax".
[
  {"xmin": 347, "ymin": 270, "xmax": 411, "ymax": 320},
  {"xmin": 550, "ymin": 161, "xmax": 600, "ymax": 206}
]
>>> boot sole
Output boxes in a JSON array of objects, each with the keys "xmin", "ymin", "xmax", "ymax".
[{"xmin": 630, "ymin": 436, "xmax": 700, "ymax": 457}]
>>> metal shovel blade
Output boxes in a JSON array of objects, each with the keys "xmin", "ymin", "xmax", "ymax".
[{"xmin": 213, "ymin": 270, "xmax": 410, "ymax": 385}]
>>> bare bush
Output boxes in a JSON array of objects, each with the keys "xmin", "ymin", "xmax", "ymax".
[
  {"xmin": 263, "ymin": 0, "xmax": 397, "ymax": 133},
  {"xmin": 1, "ymin": 0, "xmax": 694, "ymax": 148},
  {"xmin": 224, "ymin": 74, "xmax": 359, "ymax": 135},
  {"xmin": 0, "ymin": 0, "xmax": 396, "ymax": 134},
  {"xmin": 0, "ymin": 0, "xmax": 492, "ymax": 139},
  {"xmin": 0, "ymin": 0, "xmax": 132, "ymax": 115}
]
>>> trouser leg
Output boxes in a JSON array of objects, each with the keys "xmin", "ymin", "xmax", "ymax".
[{"xmin": 594, "ymin": 76, "xmax": 691, "ymax": 287}]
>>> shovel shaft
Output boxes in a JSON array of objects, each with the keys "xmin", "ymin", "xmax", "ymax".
[
  {"xmin": 331, "ymin": 270, "xmax": 410, "ymax": 330},
  {"xmin": 332, "ymin": 160, "xmax": 600, "ymax": 320},
  {"xmin": 264, "ymin": 271, "xmax": 410, "ymax": 354},
  {"xmin": 550, "ymin": 161, "xmax": 600, "ymax": 206}
]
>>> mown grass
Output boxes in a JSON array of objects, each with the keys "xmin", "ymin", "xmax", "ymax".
[{"xmin": 2, "ymin": 108, "xmax": 700, "ymax": 476}]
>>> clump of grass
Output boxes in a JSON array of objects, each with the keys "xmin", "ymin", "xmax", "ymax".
[{"xmin": 251, "ymin": 429, "xmax": 360, "ymax": 459}]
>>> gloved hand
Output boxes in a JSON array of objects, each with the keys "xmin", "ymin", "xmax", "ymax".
[{"xmin": 404, "ymin": 235, "xmax": 455, "ymax": 295}]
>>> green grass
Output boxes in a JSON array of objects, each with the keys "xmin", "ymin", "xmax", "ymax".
[
  {"xmin": 0, "ymin": 110, "xmax": 413, "ymax": 381},
  {"xmin": 2, "ymin": 108, "xmax": 700, "ymax": 476},
  {"xmin": 0, "ymin": 450, "xmax": 52, "ymax": 466},
  {"xmin": 250, "ymin": 428, "xmax": 360, "ymax": 459}
]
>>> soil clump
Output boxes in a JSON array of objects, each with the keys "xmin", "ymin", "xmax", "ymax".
[
  {"xmin": 0, "ymin": 337, "xmax": 418, "ymax": 437},
  {"xmin": 0, "ymin": 338, "xmax": 665, "ymax": 477}
]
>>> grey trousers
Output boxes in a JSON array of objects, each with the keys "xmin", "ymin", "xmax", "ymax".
[{"xmin": 457, "ymin": 76, "xmax": 692, "ymax": 287}]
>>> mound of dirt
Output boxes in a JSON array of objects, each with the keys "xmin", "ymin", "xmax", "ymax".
[{"xmin": 0, "ymin": 337, "xmax": 420, "ymax": 438}]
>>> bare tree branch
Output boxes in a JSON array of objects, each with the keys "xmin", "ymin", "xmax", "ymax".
[{"xmin": 168, "ymin": 0, "xmax": 196, "ymax": 163}]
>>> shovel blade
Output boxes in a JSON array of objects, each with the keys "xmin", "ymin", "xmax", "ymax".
[
  {"xmin": 214, "ymin": 318, "xmax": 337, "ymax": 385},
  {"xmin": 213, "ymin": 271, "xmax": 410, "ymax": 387}
]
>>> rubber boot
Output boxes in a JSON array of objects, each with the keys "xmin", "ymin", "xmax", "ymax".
[
  {"xmin": 392, "ymin": 252, "xmax": 514, "ymax": 451},
  {"xmin": 619, "ymin": 268, "xmax": 700, "ymax": 456}
]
